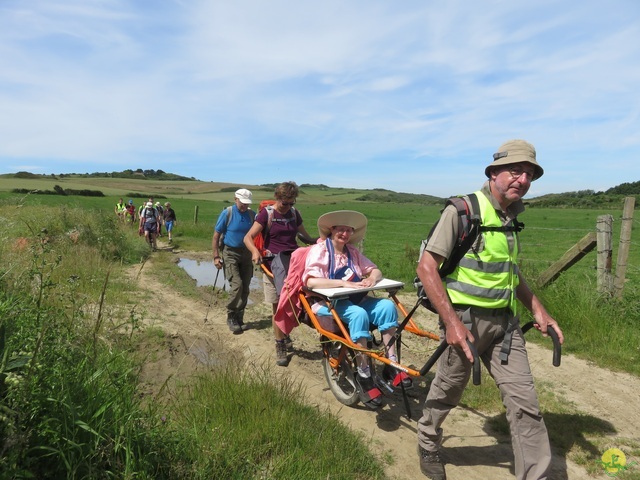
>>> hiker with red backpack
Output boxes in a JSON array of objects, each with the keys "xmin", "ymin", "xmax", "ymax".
[
  {"xmin": 212, "ymin": 189, "xmax": 255, "ymax": 334},
  {"xmin": 415, "ymin": 140, "xmax": 564, "ymax": 480},
  {"xmin": 125, "ymin": 199, "xmax": 136, "ymax": 225},
  {"xmin": 243, "ymin": 181, "xmax": 317, "ymax": 366}
]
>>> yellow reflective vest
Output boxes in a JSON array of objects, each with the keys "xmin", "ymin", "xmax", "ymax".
[{"xmin": 444, "ymin": 191, "xmax": 519, "ymax": 310}]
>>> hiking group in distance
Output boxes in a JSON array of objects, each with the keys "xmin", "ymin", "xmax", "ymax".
[{"xmin": 114, "ymin": 197, "xmax": 177, "ymax": 250}]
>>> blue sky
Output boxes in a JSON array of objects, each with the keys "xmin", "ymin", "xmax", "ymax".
[{"xmin": 1, "ymin": 0, "xmax": 638, "ymax": 198}]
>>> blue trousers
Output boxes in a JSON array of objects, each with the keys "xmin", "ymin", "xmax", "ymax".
[{"xmin": 315, "ymin": 296, "xmax": 398, "ymax": 342}]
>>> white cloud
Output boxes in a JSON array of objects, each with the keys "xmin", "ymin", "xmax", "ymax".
[{"xmin": 0, "ymin": 0, "xmax": 638, "ymax": 196}]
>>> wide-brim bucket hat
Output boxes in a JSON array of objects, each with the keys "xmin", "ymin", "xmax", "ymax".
[
  {"xmin": 317, "ymin": 210, "xmax": 368, "ymax": 245},
  {"xmin": 485, "ymin": 139, "xmax": 544, "ymax": 180}
]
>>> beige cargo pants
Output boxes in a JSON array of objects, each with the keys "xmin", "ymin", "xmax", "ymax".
[{"xmin": 417, "ymin": 307, "xmax": 552, "ymax": 480}]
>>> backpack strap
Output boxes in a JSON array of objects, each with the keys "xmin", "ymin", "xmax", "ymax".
[
  {"xmin": 264, "ymin": 205, "xmax": 296, "ymax": 233},
  {"xmin": 437, "ymin": 193, "xmax": 482, "ymax": 278},
  {"xmin": 225, "ymin": 205, "xmax": 256, "ymax": 228},
  {"xmin": 143, "ymin": 207, "xmax": 156, "ymax": 219},
  {"xmin": 225, "ymin": 205, "xmax": 233, "ymax": 228}
]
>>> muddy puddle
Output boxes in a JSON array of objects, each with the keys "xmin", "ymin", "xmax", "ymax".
[{"xmin": 177, "ymin": 258, "xmax": 262, "ymax": 293}]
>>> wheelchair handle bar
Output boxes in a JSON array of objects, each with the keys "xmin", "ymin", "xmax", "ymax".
[
  {"xmin": 420, "ymin": 339, "xmax": 481, "ymax": 386},
  {"xmin": 521, "ymin": 321, "xmax": 561, "ymax": 367}
]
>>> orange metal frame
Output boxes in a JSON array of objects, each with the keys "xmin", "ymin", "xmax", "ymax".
[{"xmin": 299, "ymin": 289, "xmax": 440, "ymax": 378}]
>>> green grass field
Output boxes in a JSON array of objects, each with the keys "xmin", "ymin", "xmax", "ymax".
[{"xmin": 2, "ymin": 176, "xmax": 636, "ymax": 288}]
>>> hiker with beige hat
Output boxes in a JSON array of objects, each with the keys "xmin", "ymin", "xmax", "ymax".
[{"xmin": 416, "ymin": 140, "xmax": 564, "ymax": 480}]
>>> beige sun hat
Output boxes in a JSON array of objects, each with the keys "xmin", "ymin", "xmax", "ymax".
[
  {"xmin": 317, "ymin": 210, "xmax": 368, "ymax": 245},
  {"xmin": 485, "ymin": 139, "xmax": 544, "ymax": 180}
]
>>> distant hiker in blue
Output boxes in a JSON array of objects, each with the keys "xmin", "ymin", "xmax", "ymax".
[{"xmin": 163, "ymin": 202, "xmax": 177, "ymax": 243}]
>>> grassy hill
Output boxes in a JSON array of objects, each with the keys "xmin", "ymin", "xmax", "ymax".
[
  {"xmin": 0, "ymin": 171, "xmax": 637, "ymax": 208},
  {"xmin": 0, "ymin": 172, "xmax": 444, "ymax": 205}
]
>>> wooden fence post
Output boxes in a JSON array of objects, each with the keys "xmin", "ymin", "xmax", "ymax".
[
  {"xmin": 596, "ymin": 215, "xmax": 613, "ymax": 295},
  {"xmin": 614, "ymin": 196, "xmax": 636, "ymax": 298},
  {"xmin": 194, "ymin": 205, "xmax": 199, "ymax": 224},
  {"xmin": 537, "ymin": 232, "xmax": 597, "ymax": 287}
]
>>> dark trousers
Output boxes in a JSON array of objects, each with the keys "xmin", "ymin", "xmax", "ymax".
[{"xmin": 222, "ymin": 247, "xmax": 253, "ymax": 316}]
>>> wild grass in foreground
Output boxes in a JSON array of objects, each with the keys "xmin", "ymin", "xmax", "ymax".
[{"xmin": 165, "ymin": 364, "xmax": 386, "ymax": 479}]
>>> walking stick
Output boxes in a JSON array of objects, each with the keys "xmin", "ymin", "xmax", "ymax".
[{"xmin": 204, "ymin": 265, "xmax": 222, "ymax": 323}]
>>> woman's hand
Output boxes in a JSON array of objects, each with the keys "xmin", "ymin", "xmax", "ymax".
[
  {"xmin": 343, "ymin": 277, "xmax": 377, "ymax": 289},
  {"xmin": 358, "ymin": 277, "xmax": 378, "ymax": 288}
]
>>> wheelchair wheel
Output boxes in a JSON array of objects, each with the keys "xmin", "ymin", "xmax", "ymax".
[{"xmin": 321, "ymin": 339, "xmax": 359, "ymax": 407}]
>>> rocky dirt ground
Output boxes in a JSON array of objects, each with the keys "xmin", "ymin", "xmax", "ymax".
[{"xmin": 131, "ymin": 243, "xmax": 640, "ymax": 480}]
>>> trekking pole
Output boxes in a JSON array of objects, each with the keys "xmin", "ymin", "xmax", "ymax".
[{"xmin": 204, "ymin": 265, "xmax": 222, "ymax": 323}]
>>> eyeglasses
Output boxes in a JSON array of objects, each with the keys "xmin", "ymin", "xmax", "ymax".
[
  {"xmin": 332, "ymin": 226, "xmax": 354, "ymax": 234},
  {"xmin": 507, "ymin": 167, "xmax": 536, "ymax": 181}
]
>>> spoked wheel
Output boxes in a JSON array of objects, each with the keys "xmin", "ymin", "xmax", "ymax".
[{"xmin": 321, "ymin": 338, "xmax": 359, "ymax": 406}]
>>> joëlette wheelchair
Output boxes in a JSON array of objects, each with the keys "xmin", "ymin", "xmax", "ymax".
[
  {"xmin": 295, "ymin": 277, "xmax": 441, "ymax": 418},
  {"xmin": 265, "ymin": 259, "xmax": 561, "ymax": 419},
  {"xmin": 301, "ymin": 281, "xmax": 561, "ymax": 418}
]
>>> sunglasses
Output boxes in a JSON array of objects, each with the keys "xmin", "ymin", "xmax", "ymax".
[{"xmin": 280, "ymin": 201, "xmax": 296, "ymax": 207}]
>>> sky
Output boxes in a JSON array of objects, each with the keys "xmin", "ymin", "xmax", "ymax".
[{"xmin": 1, "ymin": 0, "xmax": 639, "ymax": 198}]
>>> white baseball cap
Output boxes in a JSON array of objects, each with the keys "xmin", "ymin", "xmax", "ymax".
[{"xmin": 235, "ymin": 188, "xmax": 253, "ymax": 204}]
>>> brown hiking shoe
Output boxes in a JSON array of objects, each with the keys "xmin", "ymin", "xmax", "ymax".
[
  {"xmin": 419, "ymin": 447, "xmax": 446, "ymax": 480},
  {"xmin": 284, "ymin": 334, "xmax": 293, "ymax": 351},
  {"xmin": 275, "ymin": 339, "xmax": 289, "ymax": 366}
]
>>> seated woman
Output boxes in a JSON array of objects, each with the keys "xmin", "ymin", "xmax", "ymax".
[{"xmin": 302, "ymin": 210, "xmax": 411, "ymax": 408}]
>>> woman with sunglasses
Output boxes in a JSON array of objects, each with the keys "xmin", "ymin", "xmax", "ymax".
[{"xmin": 244, "ymin": 181, "xmax": 317, "ymax": 366}]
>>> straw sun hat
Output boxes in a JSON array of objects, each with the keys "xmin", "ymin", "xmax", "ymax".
[{"xmin": 317, "ymin": 210, "xmax": 368, "ymax": 245}]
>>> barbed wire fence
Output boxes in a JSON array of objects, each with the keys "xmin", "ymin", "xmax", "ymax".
[{"xmin": 523, "ymin": 197, "xmax": 637, "ymax": 297}]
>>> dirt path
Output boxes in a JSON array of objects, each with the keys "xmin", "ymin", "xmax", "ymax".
[{"xmin": 133, "ymin": 246, "xmax": 639, "ymax": 480}]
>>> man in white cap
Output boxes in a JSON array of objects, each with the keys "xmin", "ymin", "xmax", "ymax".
[
  {"xmin": 139, "ymin": 201, "xmax": 159, "ymax": 251},
  {"xmin": 212, "ymin": 188, "xmax": 256, "ymax": 333},
  {"xmin": 416, "ymin": 140, "xmax": 564, "ymax": 479}
]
